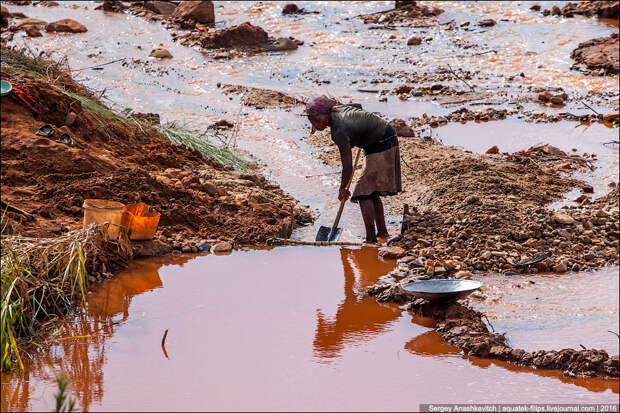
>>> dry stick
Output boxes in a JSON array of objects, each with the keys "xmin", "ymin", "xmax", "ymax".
[
  {"xmin": 472, "ymin": 50, "xmax": 497, "ymax": 56},
  {"xmin": 581, "ymin": 100, "xmax": 600, "ymax": 115},
  {"xmin": 71, "ymin": 58, "xmax": 127, "ymax": 72},
  {"xmin": 161, "ymin": 329, "xmax": 169, "ymax": 359},
  {"xmin": 445, "ymin": 64, "xmax": 475, "ymax": 92},
  {"xmin": 483, "ymin": 314, "xmax": 495, "ymax": 333},
  {"xmin": 1, "ymin": 200, "xmax": 34, "ymax": 220}
]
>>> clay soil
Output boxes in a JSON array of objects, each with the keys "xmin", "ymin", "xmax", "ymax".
[{"xmin": 0, "ymin": 62, "xmax": 312, "ymax": 262}]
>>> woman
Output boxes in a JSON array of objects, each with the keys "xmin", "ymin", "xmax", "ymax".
[{"xmin": 306, "ymin": 95, "xmax": 402, "ymax": 244}]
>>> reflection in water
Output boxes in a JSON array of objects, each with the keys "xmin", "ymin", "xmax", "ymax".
[
  {"xmin": 313, "ymin": 247, "xmax": 400, "ymax": 359},
  {"xmin": 1, "ymin": 249, "xmax": 618, "ymax": 412}
]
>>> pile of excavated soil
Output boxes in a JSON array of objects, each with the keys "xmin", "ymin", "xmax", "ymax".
[
  {"xmin": 219, "ymin": 84, "xmax": 304, "ymax": 109},
  {"xmin": 571, "ymin": 33, "xmax": 619, "ymax": 75},
  {"xmin": 1, "ymin": 68, "xmax": 312, "ymax": 259},
  {"xmin": 365, "ymin": 286, "xmax": 619, "ymax": 378},
  {"xmin": 304, "ymin": 128, "xmax": 619, "ymax": 274}
]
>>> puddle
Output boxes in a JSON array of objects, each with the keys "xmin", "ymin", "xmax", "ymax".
[
  {"xmin": 470, "ymin": 266, "xmax": 620, "ymax": 354},
  {"xmin": 1, "ymin": 248, "xmax": 617, "ymax": 411}
]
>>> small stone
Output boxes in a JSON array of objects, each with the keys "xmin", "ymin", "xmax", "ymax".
[
  {"xmin": 601, "ymin": 112, "xmax": 619, "ymax": 122},
  {"xmin": 481, "ymin": 251, "xmax": 492, "ymax": 260},
  {"xmin": 477, "ymin": 19, "xmax": 496, "ymax": 27},
  {"xmin": 45, "ymin": 18, "xmax": 87, "ymax": 33},
  {"xmin": 25, "ymin": 26, "xmax": 42, "ymax": 37},
  {"xmin": 407, "ymin": 36, "xmax": 422, "ymax": 46},
  {"xmin": 553, "ymin": 212, "xmax": 575, "ymax": 225},
  {"xmin": 485, "ymin": 145, "xmax": 499, "ymax": 154},
  {"xmin": 64, "ymin": 111, "xmax": 77, "ymax": 126},
  {"xmin": 454, "ymin": 270, "xmax": 472, "ymax": 279},
  {"xmin": 181, "ymin": 245, "xmax": 191, "ymax": 253},
  {"xmin": 379, "ymin": 246, "xmax": 407, "ymax": 260},
  {"xmin": 212, "ymin": 241, "xmax": 233, "ymax": 253},
  {"xmin": 530, "ymin": 4, "xmax": 541, "ymax": 11},
  {"xmin": 150, "ymin": 48, "xmax": 173, "ymax": 58}
]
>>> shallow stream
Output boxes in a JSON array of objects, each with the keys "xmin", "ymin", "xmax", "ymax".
[{"xmin": 1, "ymin": 1, "xmax": 618, "ymax": 410}]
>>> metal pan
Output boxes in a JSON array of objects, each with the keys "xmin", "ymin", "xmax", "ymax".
[{"xmin": 402, "ymin": 279, "xmax": 482, "ymax": 303}]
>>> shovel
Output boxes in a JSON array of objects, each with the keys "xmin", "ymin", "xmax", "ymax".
[{"xmin": 315, "ymin": 148, "xmax": 362, "ymax": 242}]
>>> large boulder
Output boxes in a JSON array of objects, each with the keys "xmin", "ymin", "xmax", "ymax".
[
  {"xmin": 144, "ymin": 1, "xmax": 177, "ymax": 15},
  {"xmin": 172, "ymin": 0, "xmax": 214, "ymax": 25},
  {"xmin": 45, "ymin": 18, "xmax": 87, "ymax": 33},
  {"xmin": 571, "ymin": 33, "xmax": 619, "ymax": 75}
]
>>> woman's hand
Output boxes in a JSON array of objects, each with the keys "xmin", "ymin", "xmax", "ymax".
[{"xmin": 338, "ymin": 187, "xmax": 351, "ymax": 202}]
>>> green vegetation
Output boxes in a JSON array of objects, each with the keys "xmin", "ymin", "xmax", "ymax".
[
  {"xmin": 158, "ymin": 126, "xmax": 249, "ymax": 171},
  {"xmin": 1, "ymin": 226, "xmax": 93, "ymax": 372},
  {"xmin": 54, "ymin": 372, "xmax": 77, "ymax": 412},
  {"xmin": 1, "ymin": 46, "xmax": 250, "ymax": 171}
]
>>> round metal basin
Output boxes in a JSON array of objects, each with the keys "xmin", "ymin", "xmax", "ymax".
[{"xmin": 402, "ymin": 279, "xmax": 482, "ymax": 303}]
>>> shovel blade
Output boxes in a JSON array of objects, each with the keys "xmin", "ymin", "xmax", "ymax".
[{"xmin": 315, "ymin": 225, "xmax": 342, "ymax": 242}]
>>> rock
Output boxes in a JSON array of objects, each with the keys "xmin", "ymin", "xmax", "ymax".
[
  {"xmin": 443, "ymin": 260, "xmax": 460, "ymax": 271},
  {"xmin": 15, "ymin": 17, "xmax": 48, "ymax": 28},
  {"xmin": 172, "ymin": 0, "xmax": 214, "ymax": 25},
  {"xmin": 551, "ymin": 5, "xmax": 562, "ymax": 15},
  {"xmin": 389, "ymin": 118, "xmax": 415, "ymax": 137},
  {"xmin": 64, "ymin": 111, "xmax": 77, "ymax": 126},
  {"xmin": 1, "ymin": 6, "xmax": 10, "ymax": 18},
  {"xmin": 538, "ymin": 91, "xmax": 553, "ymax": 102},
  {"xmin": 407, "ymin": 36, "xmax": 422, "ymax": 46},
  {"xmin": 395, "ymin": 0, "xmax": 417, "ymax": 9},
  {"xmin": 149, "ymin": 48, "xmax": 173, "ymax": 58},
  {"xmin": 282, "ymin": 3, "xmax": 300, "ymax": 15},
  {"xmin": 199, "ymin": 22, "xmax": 268, "ymax": 49},
  {"xmin": 582, "ymin": 184, "xmax": 594, "ymax": 193},
  {"xmin": 45, "ymin": 18, "xmax": 87, "ymax": 33},
  {"xmin": 554, "ymin": 261, "xmax": 568, "ymax": 273},
  {"xmin": 454, "ymin": 270, "xmax": 472, "ymax": 279},
  {"xmin": 530, "ymin": 4, "xmax": 541, "ymax": 11},
  {"xmin": 463, "ymin": 195, "xmax": 481, "ymax": 205},
  {"xmin": 553, "ymin": 212, "xmax": 576, "ymax": 225},
  {"xmin": 212, "ymin": 241, "xmax": 233, "ymax": 253},
  {"xmin": 481, "ymin": 251, "xmax": 492, "ymax": 260},
  {"xmin": 144, "ymin": 1, "xmax": 177, "ymax": 15},
  {"xmin": 267, "ymin": 37, "xmax": 298, "ymax": 51},
  {"xmin": 601, "ymin": 112, "xmax": 619, "ymax": 122},
  {"xmin": 571, "ymin": 33, "xmax": 619, "ymax": 75},
  {"xmin": 25, "ymin": 25, "xmax": 42, "ymax": 37},
  {"xmin": 485, "ymin": 145, "xmax": 499, "ymax": 154},
  {"xmin": 379, "ymin": 246, "xmax": 407, "ymax": 260},
  {"xmin": 477, "ymin": 19, "xmax": 496, "ymax": 27},
  {"xmin": 181, "ymin": 245, "xmax": 192, "ymax": 253}
]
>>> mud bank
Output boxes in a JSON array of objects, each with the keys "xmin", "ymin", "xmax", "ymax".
[
  {"xmin": 1, "ymin": 48, "xmax": 312, "ymax": 264},
  {"xmin": 366, "ymin": 283, "xmax": 619, "ymax": 378}
]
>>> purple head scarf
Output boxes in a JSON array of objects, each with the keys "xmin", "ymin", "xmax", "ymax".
[{"xmin": 305, "ymin": 95, "xmax": 337, "ymax": 117}]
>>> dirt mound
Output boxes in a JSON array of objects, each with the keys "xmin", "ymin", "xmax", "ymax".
[
  {"xmin": 366, "ymin": 285, "xmax": 619, "ymax": 378},
  {"xmin": 220, "ymin": 84, "xmax": 304, "ymax": 109},
  {"xmin": 305, "ymin": 126, "xmax": 619, "ymax": 274},
  {"xmin": 1, "ymin": 63, "xmax": 312, "ymax": 254},
  {"xmin": 571, "ymin": 33, "xmax": 619, "ymax": 75}
]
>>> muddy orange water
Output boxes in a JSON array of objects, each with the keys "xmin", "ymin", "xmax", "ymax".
[
  {"xmin": 2, "ymin": 2, "xmax": 619, "ymax": 410},
  {"xmin": 1, "ymin": 247, "xmax": 618, "ymax": 411}
]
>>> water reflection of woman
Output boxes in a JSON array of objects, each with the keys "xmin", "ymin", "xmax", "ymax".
[{"xmin": 313, "ymin": 247, "xmax": 400, "ymax": 359}]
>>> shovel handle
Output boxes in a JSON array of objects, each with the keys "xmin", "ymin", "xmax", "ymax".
[{"xmin": 331, "ymin": 148, "xmax": 362, "ymax": 230}]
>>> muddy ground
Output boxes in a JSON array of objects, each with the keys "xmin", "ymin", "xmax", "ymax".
[{"xmin": 1, "ymin": 61, "xmax": 313, "ymax": 277}]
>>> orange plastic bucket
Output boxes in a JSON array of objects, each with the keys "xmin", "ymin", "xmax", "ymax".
[
  {"xmin": 83, "ymin": 199, "xmax": 130, "ymax": 239},
  {"xmin": 124, "ymin": 203, "xmax": 161, "ymax": 241}
]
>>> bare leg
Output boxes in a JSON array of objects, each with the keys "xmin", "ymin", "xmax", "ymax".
[
  {"xmin": 359, "ymin": 199, "xmax": 377, "ymax": 243},
  {"xmin": 372, "ymin": 195, "xmax": 389, "ymax": 239}
]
